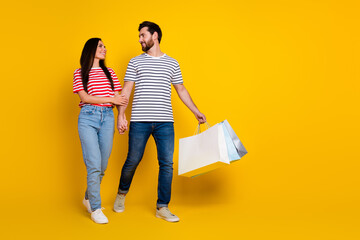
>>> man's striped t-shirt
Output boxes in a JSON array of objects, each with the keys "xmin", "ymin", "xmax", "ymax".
[
  {"xmin": 73, "ymin": 67, "xmax": 122, "ymax": 107},
  {"xmin": 124, "ymin": 53, "xmax": 183, "ymax": 122}
]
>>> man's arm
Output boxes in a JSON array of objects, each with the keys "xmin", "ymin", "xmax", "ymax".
[
  {"xmin": 173, "ymin": 83, "xmax": 206, "ymax": 124},
  {"xmin": 117, "ymin": 81, "xmax": 135, "ymax": 134}
]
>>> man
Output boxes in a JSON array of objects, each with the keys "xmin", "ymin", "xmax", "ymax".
[{"xmin": 114, "ymin": 21, "xmax": 206, "ymax": 222}]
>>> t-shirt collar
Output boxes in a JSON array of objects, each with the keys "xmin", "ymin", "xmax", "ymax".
[{"xmin": 144, "ymin": 53, "xmax": 166, "ymax": 59}]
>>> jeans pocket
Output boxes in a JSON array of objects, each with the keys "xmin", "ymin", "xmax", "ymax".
[{"xmin": 80, "ymin": 107, "xmax": 95, "ymax": 115}]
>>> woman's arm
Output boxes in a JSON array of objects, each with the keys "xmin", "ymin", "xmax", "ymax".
[{"xmin": 77, "ymin": 90, "xmax": 128, "ymax": 105}]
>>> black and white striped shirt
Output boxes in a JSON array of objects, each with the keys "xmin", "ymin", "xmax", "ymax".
[{"xmin": 124, "ymin": 53, "xmax": 183, "ymax": 122}]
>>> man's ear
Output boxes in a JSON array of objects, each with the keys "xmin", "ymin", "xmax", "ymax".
[{"xmin": 153, "ymin": 31, "xmax": 159, "ymax": 42}]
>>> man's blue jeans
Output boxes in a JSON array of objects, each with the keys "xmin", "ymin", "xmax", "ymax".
[
  {"xmin": 78, "ymin": 105, "xmax": 114, "ymax": 211},
  {"xmin": 118, "ymin": 122, "xmax": 174, "ymax": 208}
]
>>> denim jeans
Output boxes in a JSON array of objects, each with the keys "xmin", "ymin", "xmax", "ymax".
[
  {"xmin": 118, "ymin": 122, "xmax": 174, "ymax": 208},
  {"xmin": 78, "ymin": 105, "xmax": 114, "ymax": 211}
]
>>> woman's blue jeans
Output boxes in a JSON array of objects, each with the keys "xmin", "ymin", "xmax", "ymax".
[
  {"xmin": 118, "ymin": 122, "xmax": 174, "ymax": 208},
  {"xmin": 78, "ymin": 105, "xmax": 114, "ymax": 211}
]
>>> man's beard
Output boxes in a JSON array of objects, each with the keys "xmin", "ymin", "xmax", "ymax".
[{"xmin": 141, "ymin": 39, "xmax": 154, "ymax": 52}]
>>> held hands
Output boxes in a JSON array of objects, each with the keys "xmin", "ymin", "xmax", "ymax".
[
  {"xmin": 117, "ymin": 114, "xmax": 128, "ymax": 135},
  {"xmin": 112, "ymin": 94, "xmax": 128, "ymax": 106},
  {"xmin": 195, "ymin": 111, "xmax": 207, "ymax": 124},
  {"xmin": 114, "ymin": 93, "xmax": 128, "ymax": 134}
]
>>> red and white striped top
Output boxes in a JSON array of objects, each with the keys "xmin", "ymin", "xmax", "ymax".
[{"xmin": 73, "ymin": 67, "xmax": 122, "ymax": 107}]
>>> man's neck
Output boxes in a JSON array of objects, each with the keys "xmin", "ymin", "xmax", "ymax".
[{"xmin": 146, "ymin": 44, "xmax": 164, "ymax": 57}]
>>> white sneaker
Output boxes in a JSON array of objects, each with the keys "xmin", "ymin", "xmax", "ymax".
[
  {"xmin": 113, "ymin": 194, "xmax": 126, "ymax": 212},
  {"xmin": 156, "ymin": 207, "xmax": 180, "ymax": 222},
  {"xmin": 91, "ymin": 209, "xmax": 108, "ymax": 224},
  {"xmin": 82, "ymin": 198, "xmax": 92, "ymax": 213}
]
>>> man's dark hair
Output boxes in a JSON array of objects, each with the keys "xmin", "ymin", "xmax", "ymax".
[{"xmin": 138, "ymin": 21, "xmax": 162, "ymax": 43}]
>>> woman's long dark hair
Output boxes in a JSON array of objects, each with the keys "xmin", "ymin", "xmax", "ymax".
[{"xmin": 80, "ymin": 38, "xmax": 114, "ymax": 92}]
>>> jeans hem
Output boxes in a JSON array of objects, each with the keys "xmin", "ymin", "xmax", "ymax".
[
  {"xmin": 118, "ymin": 189, "xmax": 129, "ymax": 194},
  {"xmin": 91, "ymin": 207, "xmax": 102, "ymax": 212},
  {"xmin": 157, "ymin": 204, "xmax": 168, "ymax": 208}
]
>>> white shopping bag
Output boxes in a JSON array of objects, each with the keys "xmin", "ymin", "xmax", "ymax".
[{"xmin": 178, "ymin": 123, "xmax": 231, "ymax": 177}]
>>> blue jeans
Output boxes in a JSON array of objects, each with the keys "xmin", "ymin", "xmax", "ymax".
[
  {"xmin": 78, "ymin": 105, "xmax": 115, "ymax": 211},
  {"xmin": 118, "ymin": 122, "xmax": 174, "ymax": 208}
]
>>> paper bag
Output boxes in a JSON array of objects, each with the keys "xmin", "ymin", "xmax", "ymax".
[{"xmin": 178, "ymin": 123, "xmax": 230, "ymax": 177}]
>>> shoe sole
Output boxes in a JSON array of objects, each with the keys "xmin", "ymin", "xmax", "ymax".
[
  {"xmin": 155, "ymin": 212, "xmax": 180, "ymax": 222},
  {"xmin": 113, "ymin": 207, "xmax": 125, "ymax": 213},
  {"xmin": 91, "ymin": 218, "xmax": 109, "ymax": 224}
]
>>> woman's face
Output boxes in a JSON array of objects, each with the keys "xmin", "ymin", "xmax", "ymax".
[{"xmin": 94, "ymin": 41, "xmax": 106, "ymax": 60}]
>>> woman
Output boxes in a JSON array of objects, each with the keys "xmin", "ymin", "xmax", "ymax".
[{"xmin": 73, "ymin": 38, "xmax": 127, "ymax": 224}]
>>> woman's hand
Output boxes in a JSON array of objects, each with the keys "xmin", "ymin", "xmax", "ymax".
[{"xmin": 112, "ymin": 94, "xmax": 128, "ymax": 106}]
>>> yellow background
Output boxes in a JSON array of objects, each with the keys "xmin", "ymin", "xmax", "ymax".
[{"xmin": 1, "ymin": 0, "xmax": 359, "ymax": 239}]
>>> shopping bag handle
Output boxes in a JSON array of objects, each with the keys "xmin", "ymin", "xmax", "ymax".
[{"xmin": 194, "ymin": 122, "xmax": 211, "ymax": 135}]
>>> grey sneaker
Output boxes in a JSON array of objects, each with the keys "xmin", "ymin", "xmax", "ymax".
[
  {"xmin": 83, "ymin": 198, "xmax": 92, "ymax": 213},
  {"xmin": 156, "ymin": 207, "xmax": 180, "ymax": 222},
  {"xmin": 113, "ymin": 194, "xmax": 126, "ymax": 212}
]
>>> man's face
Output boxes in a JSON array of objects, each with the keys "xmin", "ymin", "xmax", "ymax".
[{"xmin": 139, "ymin": 27, "xmax": 154, "ymax": 52}]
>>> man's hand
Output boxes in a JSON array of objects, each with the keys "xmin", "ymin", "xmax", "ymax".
[
  {"xmin": 195, "ymin": 111, "xmax": 206, "ymax": 124},
  {"xmin": 117, "ymin": 114, "xmax": 128, "ymax": 134}
]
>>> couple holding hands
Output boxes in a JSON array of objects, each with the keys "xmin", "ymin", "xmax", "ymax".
[{"xmin": 73, "ymin": 21, "xmax": 206, "ymax": 224}]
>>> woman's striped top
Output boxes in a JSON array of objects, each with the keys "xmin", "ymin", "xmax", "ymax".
[{"xmin": 73, "ymin": 67, "xmax": 122, "ymax": 107}]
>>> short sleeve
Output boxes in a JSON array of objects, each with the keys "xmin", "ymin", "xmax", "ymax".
[
  {"xmin": 108, "ymin": 68, "xmax": 122, "ymax": 92},
  {"xmin": 73, "ymin": 68, "xmax": 84, "ymax": 93},
  {"xmin": 124, "ymin": 59, "xmax": 137, "ymax": 82},
  {"xmin": 171, "ymin": 61, "xmax": 184, "ymax": 85}
]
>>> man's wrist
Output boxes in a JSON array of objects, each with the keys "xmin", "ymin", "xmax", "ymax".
[{"xmin": 192, "ymin": 109, "xmax": 200, "ymax": 115}]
